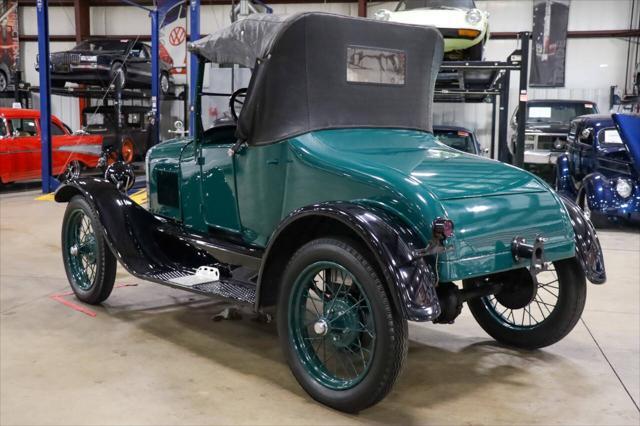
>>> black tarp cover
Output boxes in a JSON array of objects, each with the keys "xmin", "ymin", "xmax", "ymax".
[{"xmin": 190, "ymin": 13, "xmax": 444, "ymax": 145}]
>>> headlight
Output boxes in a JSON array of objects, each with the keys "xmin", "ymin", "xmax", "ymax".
[
  {"xmin": 374, "ymin": 9, "xmax": 391, "ymax": 21},
  {"xmin": 465, "ymin": 9, "xmax": 483, "ymax": 25},
  {"xmin": 553, "ymin": 139, "xmax": 566, "ymax": 150},
  {"xmin": 615, "ymin": 178, "xmax": 633, "ymax": 199}
]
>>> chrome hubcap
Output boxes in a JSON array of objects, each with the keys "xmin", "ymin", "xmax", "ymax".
[
  {"xmin": 313, "ymin": 319, "xmax": 329, "ymax": 336},
  {"xmin": 70, "ymin": 244, "xmax": 79, "ymax": 256}
]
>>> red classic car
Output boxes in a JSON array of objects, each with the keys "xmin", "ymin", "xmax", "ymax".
[{"xmin": 0, "ymin": 108, "xmax": 104, "ymax": 184}]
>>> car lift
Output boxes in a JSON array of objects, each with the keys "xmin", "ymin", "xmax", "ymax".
[
  {"xmin": 36, "ymin": 0, "xmax": 201, "ymax": 193},
  {"xmin": 434, "ymin": 32, "xmax": 531, "ymax": 165}
]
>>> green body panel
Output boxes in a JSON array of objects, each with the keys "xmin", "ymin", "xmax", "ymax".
[
  {"xmin": 147, "ymin": 138, "xmax": 185, "ymax": 220},
  {"xmin": 146, "ymin": 128, "xmax": 575, "ymax": 282}
]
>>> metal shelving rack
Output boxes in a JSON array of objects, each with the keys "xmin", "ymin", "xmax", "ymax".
[{"xmin": 434, "ymin": 31, "xmax": 531, "ymax": 165}]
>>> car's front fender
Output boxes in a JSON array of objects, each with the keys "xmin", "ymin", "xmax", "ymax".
[
  {"xmin": 257, "ymin": 202, "xmax": 441, "ymax": 322},
  {"xmin": 55, "ymin": 178, "xmax": 213, "ymax": 277},
  {"xmin": 555, "ymin": 154, "xmax": 577, "ymax": 198}
]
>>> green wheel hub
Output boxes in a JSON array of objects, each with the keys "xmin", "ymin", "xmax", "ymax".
[
  {"xmin": 288, "ymin": 261, "xmax": 376, "ymax": 390},
  {"xmin": 64, "ymin": 209, "xmax": 98, "ymax": 291}
]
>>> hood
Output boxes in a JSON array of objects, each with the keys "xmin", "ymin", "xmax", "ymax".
[
  {"xmin": 388, "ymin": 8, "xmax": 484, "ymax": 30},
  {"xmin": 526, "ymin": 122, "xmax": 570, "ymax": 134},
  {"xmin": 612, "ymin": 114, "xmax": 640, "ymax": 176},
  {"xmin": 301, "ymin": 129, "xmax": 547, "ymax": 201}
]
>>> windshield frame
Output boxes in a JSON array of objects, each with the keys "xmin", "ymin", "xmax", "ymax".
[{"xmin": 525, "ymin": 102, "xmax": 598, "ymax": 125}]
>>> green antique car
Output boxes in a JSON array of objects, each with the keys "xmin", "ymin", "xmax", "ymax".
[{"xmin": 55, "ymin": 13, "xmax": 606, "ymax": 412}]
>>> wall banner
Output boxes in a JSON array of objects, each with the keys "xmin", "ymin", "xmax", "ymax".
[
  {"xmin": 530, "ymin": 0, "xmax": 570, "ymax": 87},
  {"xmin": 0, "ymin": 0, "xmax": 19, "ymax": 90},
  {"xmin": 158, "ymin": 0, "xmax": 187, "ymax": 85}
]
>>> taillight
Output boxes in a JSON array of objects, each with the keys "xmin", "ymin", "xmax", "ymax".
[{"xmin": 432, "ymin": 218, "xmax": 454, "ymax": 240}]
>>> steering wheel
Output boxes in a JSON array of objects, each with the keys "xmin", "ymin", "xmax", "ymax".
[{"xmin": 229, "ymin": 88, "xmax": 247, "ymax": 122}]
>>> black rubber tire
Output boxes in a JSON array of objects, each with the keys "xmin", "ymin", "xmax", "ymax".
[
  {"xmin": 464, "ymin": 258, "xmax": 586, "ymax": 349},
  {"xmin": 61, "ymin": 195, "xmax": 117, "ymax": 305},
  {"xmin": 110, "ymin": 62, "xmax": 126, "ymax": 89},
  {"xmin": 0, "ymin": 70, "xmax": 8, "ymax": 92},
  {"xmin": 277, "ymin": 238, "xmax": 407, "ymax": 413},
  {"xmin": 160, "ymin": 72, "xmax": 170, "ymax": 95}
]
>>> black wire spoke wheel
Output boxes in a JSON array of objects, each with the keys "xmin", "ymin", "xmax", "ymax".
[
  {"xmin": 61, "ymin": 196, "xmax": 117, "ymax": 305},
  {"xmin": 464, "ymin": 258, "xmax": 586, "ymax": 349},
  {"xmin": 277, "ymin": 238, "xmax": 407, "ymax": 413},
  {"xmin": 483, "ymin": 265, "xmax": 559, "ymax": 328}
]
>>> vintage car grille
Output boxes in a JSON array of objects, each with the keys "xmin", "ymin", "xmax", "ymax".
[
  {"xmin": 51, "ymin": 53, "xmax": 81, "ymax": 66},
  {"xmin": 528, "ymin": 134, "xmax": 567, "ymax": 151}
]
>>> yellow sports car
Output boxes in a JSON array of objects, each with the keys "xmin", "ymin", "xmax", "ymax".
[{"xmin": 374, "ymin": 0, "xmax": 490, "ymax": 60}]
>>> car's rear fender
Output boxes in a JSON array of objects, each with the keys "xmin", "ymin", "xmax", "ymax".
[
  {"xmin": 256, "ymin": 202, "xmax": 441, "ymax": 322},
  {"xmin": 557, "ymin": 194, "xmax": 606, "ymax": 284}
]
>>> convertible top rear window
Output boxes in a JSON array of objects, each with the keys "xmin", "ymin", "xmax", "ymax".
[{"xmin": 346, "ymin": 46, "xmax": 406, "ymax": 86}]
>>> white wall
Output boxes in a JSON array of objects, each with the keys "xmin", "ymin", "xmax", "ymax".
[{"xmin": 17, "ymin": 0, "xmax": 638, "ymax": 146}]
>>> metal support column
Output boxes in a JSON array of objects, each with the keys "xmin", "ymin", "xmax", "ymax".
[
  {"xmin": 150, "ymin": 9, "xmax": 161, "ymax": 147},
  {"xmin": 497, "ymin": 71, "xmax": 511, "ymax": 163},
  {"xmin": 490, "ymin": 95, "xmax": 497, "ymax": 159},
  {"xmin": 189, "ymin": 0, "xmax": 200, "ymax": 137},
  {"xmin": 36, "ymin": 0, "xmax": 56, "ymax": 193},
  {"xmin": 514, "ymin": 31, "xmax": 530, "ymax": 168}
]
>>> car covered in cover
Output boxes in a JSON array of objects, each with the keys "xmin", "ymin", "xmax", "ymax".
[
  {"xmin": 54, "ymin": 13, "xmax": 606, "ymax": 412},
  {"xmin": 556, "ymin": 114, "xmax": 640, "ymax": 225},
  {"xmin": 373, "ymin": 0, "xmax": 489, "ymax": 60}
]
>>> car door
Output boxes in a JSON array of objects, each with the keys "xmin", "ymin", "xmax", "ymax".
[
  {"xmin": 126, "ymin": 42, "xmax": 151, "ymax": 86},
  {"xmin": 576, "ymin": 126, "xmax": 595, "ymax": 176},
  {"xmin": 189, "ymin": 126, "xmax": 243, "ymax": 237},
  {"xmin": 567, "ymin": 121, "xmax": 581, "ymax": 175},
  {"xmin": 0, "ymin": 117, "xmax": 12, "ymax": 183},
  {"xmin": 49, "ymin": 119, "xmax": 72, "ymax": 175},
  {"xmin": 5, "ymin": 116, "xmax": 40, "ymax": 180}
]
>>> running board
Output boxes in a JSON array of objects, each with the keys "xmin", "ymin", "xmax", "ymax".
[{"xmin": 145, "ymin": 269, "xmax": 257, "ymax": 304}]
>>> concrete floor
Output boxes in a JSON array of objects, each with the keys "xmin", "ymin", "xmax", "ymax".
[{"xmin": 1, "ymin": 189, "xmax": 639, "ymax": 425}]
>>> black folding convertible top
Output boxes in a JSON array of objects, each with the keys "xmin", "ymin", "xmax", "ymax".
[{"xmin": 190, "ymin": 13, "xmax": 444, "ymax": 145}]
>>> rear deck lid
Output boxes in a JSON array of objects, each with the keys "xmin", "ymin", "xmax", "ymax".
[{"xmin": 308, "ymin": 129, "xmax": 548, "ymax": 200}]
